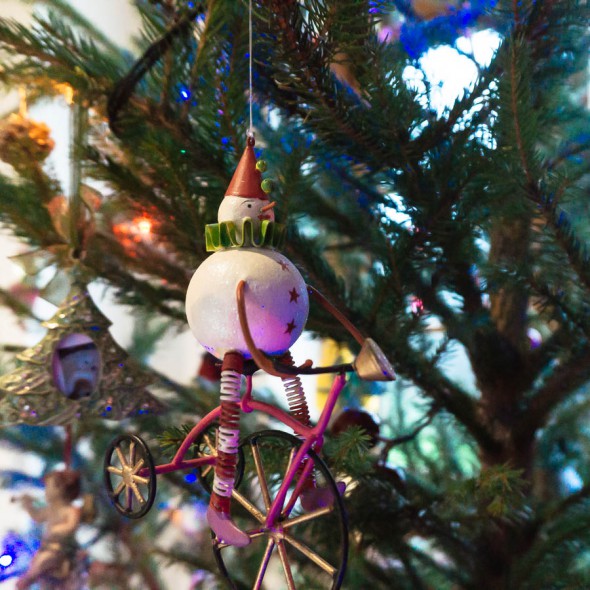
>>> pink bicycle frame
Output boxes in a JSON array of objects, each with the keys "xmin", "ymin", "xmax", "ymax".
[{"xmin": 148, "ymin": 371, "xmax": 348, "ymax": 528}]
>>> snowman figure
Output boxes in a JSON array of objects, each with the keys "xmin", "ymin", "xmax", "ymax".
[
  {"xmin": 186, "ymin": 137, "xmax": 395, "ymax": 547},
  {"xmin": 186, "ymin": 136, "xmax": 312, "ymax": 546}
]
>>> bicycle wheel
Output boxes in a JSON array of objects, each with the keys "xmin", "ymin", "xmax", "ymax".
[
  {"xmin": 195, "ymin": 426, "xmax": 218, "ymax": 494},
  {"xmin": 213, "ymin": 430, "xmax": 348, "ymax": 590},
  {"xmin": 104, "ymin": 433, "xmax": 156, "ymax": 519}
]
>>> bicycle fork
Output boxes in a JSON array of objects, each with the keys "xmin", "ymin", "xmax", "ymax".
[{"xmin": 266, "ymin": 373, "xmax": 347, "ymax": 526}]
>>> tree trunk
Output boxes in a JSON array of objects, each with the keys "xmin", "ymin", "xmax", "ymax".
[{"xmin": 469, "ymin": 215, "xmax": 538, "ymax": 589}]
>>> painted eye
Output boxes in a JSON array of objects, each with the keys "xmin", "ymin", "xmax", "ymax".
[{"xmin": 247, "ymin": 204, "xmax": 252, "ymax": 208}]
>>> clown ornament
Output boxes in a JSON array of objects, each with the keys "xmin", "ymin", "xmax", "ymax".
[{"xmin": 186, "ymin": 136, "xmax": 312, "ymax": 545}]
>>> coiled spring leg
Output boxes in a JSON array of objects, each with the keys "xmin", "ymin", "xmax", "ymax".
[
  {"xmin": 280, "ymin": 351, "xmax": 311, "ymax": 428},
  {"xmin": 211, "ymin": 352, "xmax": 243, "ymax": 514},
  {"xmin": 280, "ymin": 351, "xmax": 315, "ymax": 494}
]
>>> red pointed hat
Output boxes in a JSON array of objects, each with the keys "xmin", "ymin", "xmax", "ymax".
[{"xmin": 224, "ymin": 136, "xmax": 267, "ymax": 200}]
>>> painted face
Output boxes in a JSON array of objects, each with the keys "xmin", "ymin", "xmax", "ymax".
[{"xmin": 217, "ymin": 196, "xmax": 276, "ymax": 228}]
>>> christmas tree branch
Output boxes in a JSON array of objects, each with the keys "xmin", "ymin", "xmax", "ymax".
[
  {"xmin": 539, "ymin": 199, "xmax": 590, "ymax": 296},
  {"xmin": 33, "ymin": 0, "xmax": 122, "ymax": 53},
  {"xmin": 541, "ymin": 482, "xmax": 590, "ymax": 526},
  {"xmin": 263, "ymin": 0, "xmax": 423, "ymax": 174},
  {"xmin": 378, "ymin": 403, "xmax": 440, "ymax": 463},
  {"xmin": 529, "ymin": 277, "xmax": 590, "ymax": 340},
  {"xmin": 527, "ymin": 348, "xmax": 590, "ymax": 430},
  {"xmin": 391, "ymin": 344, "xmax": 498, "ymax": 453},
  {"xmin": 0, "ymin": 288, "xmax": 41, "ymax": 323}
]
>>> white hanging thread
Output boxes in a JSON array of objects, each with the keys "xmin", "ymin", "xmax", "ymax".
[{"xmin": 248, "ymin": 0, "xmax": 254, "ymax": 139}]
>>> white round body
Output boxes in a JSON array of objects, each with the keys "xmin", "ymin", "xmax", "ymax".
[{"xmin": 186, "ymin": 248, "xmax": 309, "ymax": 360}]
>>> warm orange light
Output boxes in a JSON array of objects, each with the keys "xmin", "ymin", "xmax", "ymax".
[
  {"xmin": 135, "ymin": 217, "xmax": 153, "ymax": 235},
  {"xmin": 113, "ymin": 215, "xmax": 154, "ymax": 253},
  {"xmin": 53, "ymin": 83, "xmax": 75, "ymax": 105}
]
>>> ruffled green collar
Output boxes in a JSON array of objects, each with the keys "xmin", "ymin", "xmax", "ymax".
[{"xmin": 205, "ymin": 219, "xmax": 286, "ymax": 252}]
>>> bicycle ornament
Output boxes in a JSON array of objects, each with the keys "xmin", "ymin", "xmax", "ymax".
[{"xmin": 104, "ymin": 136, "xmax": 395, "ymax": 589}]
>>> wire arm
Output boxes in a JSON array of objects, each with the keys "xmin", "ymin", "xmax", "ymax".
[
  {"xmin": 306, "ymin": 284, "xmax": 365, "ymax": 346},
  {"xmin": 236, "ymin": 280, "xmax": 354, "ymax": 378}
]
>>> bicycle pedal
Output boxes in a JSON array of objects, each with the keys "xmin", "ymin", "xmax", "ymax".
[{"xmin": 207, "ymin": 506, "xmax": 251, "ymax": 547}]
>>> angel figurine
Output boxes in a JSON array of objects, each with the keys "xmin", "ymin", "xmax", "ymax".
[{"xmin": 15, "ymin": 470, "xmax": 90, "ymax": 590}]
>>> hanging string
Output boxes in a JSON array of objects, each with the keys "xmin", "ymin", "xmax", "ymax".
[
  {"xmin": 69, "ymin": 99, "xmax": 88, "ymax": 255},
  {"xmin": 64, "ymin": 424, "xmax": 73, "ymax": 469},
  {"xmin": 248, "ymin": 0, "xmax": 254, "ymax": 139}
]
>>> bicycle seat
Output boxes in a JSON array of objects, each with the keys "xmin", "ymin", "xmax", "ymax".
[
  {"xmin": 209, "ymin": 357, "xmax": 260, "ymax": 376},
  {"xmin": 242, "ymin": 359, "xmax": 260, "ymax": 376}
]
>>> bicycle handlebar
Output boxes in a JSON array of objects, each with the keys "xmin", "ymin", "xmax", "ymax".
[{"xmin": 237, "ymin": 281, "xmax": 395, "ymax": 381}]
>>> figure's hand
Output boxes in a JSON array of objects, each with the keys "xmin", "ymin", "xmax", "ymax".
[
  {"xmin": 12, "ymin": 494, "xmax": 35, "ymax": 510},
  {"xmin": 20, "ymin": 494, "xmax": 34, "ymax": 509}
]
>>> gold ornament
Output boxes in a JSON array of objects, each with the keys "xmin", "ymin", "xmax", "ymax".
[
  {"xmin": 0, "ymin": 283, "xmax": 164, "ymax": 426},
  {"xmin": 0, "ymin": 112, "xmax": 55, "ymax": 170},
  {"xmin": 411, "ymin": 0, "xmax": 461, "ymax": 20}
]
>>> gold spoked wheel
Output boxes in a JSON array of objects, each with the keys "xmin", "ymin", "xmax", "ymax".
[
  {"xmin": 213, "ymin": 430, "xmax": 348, "ymax": 590},
  {"xmin": 195, "ymin": 427, "xmax": 218, "ymax": 493},
  {"xmin": 195, "ymin": 424, "xmax": 244, "ymax": 495},
  {"xmin": 104, "ymin": 433, "xmax": 156, "ymax": 519}
]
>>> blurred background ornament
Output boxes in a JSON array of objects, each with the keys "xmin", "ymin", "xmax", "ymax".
[
  {"xmin": 0, "ymin": 90, "xmax": 55, "ymax": 173},
  {"xmin": 196, "ymin": 352, "xmax": 221, "ymax": 383},
  {"xmin": 411, "ymin": 0, "xmax": 461, "ymax": 20},
  {"xmin": 13, "ymin": 469, "xmax": 93, "ymax": 590},
  {"xmin": 410, "ymin": 295, "xmax": 425, "ymax": 316},
  {"xmin": 0, "ymin": 281, "xmax": 163, "ymax": 426},
  {"xmin": 331, "ymin": 407, "xmax": 381, "ymax": 448}
]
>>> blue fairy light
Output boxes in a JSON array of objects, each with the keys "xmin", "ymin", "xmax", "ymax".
[
  {"xmin": 0, "ymin": 532, "xmax": 39, "ymax": 581},
  {"xmin": 368, "ymin": 0, "xmax": 381, "ymax": 14},
  {"xmin": 178, "ymin": 85, "xmax": 192, "ymax": 102}
]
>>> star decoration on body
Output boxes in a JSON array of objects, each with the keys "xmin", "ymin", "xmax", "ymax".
[
  {"xmin": 277, "ymin": 260, "xmax": 290, "ymax": 272},
  {"xmin": 284, "ymin": 319, "xmax": 296, "ymax": 335},
  {"xmin": 289, "ymin": 288, "xmax": 300, "ymax": 303}
]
